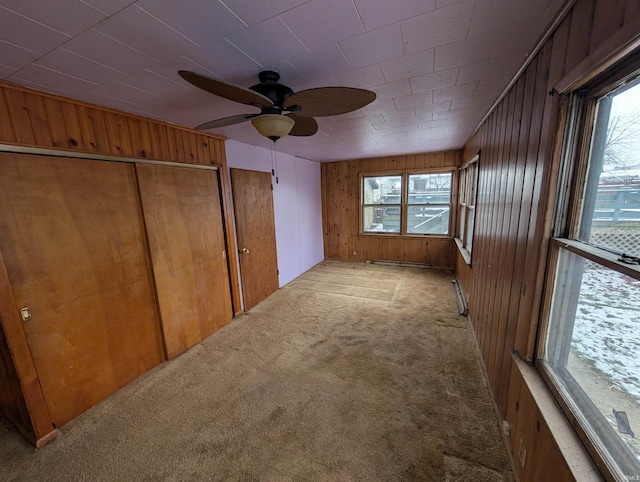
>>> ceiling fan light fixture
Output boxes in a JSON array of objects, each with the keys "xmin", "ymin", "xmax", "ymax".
[{"xmin": 251, "ymin": 114, "xmax": 295, "ymax": 142}]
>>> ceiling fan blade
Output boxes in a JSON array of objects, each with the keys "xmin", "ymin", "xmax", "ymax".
[
  {"xmin": 285, "ymin": 87, "xmax": 376, "ymax": 117},
  {"xmin": 286, "ymin": 114, "xmax": 318, "ymax": 137},
  {"xmin": 179, "ymin": 70, "xmax": 273, "ymax": 108},
  {"xmin": 195, "ymin": 113, "xmax": 258, "ymax": 131}
]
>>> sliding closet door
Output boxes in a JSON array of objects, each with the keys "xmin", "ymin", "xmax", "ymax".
[
  {"xmin": 136, "ymin": 164, "xmax": 233, "ymax": 359},
  {"xmin": 0, "ymin": 153, "xmax": 164, "ymax": 428}
]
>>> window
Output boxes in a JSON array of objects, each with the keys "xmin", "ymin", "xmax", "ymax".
[
  {"xmin": 456, "ymin": 154, "xmax": 479, "ymax": 256},
  {"xmin": 362, "ymin": 171, "xmax": 453, "ymax": 236},
  {"xmin": 538, "ymin": 72, "xmax": 640, "ymax": 480}
]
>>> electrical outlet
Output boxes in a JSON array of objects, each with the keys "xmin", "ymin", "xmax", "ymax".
[
  {"xmin": 502, "ymin": 420, "xmax": 510, "ymax": 436},
  {"xmin": 518, "ymin": 439, "xmax": 527, "ymax": 467},
  {"xmin": 353, "ymin": 250, "xmax": 357, "ymax": 256}
]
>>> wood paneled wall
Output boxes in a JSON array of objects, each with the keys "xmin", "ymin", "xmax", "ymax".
[
  {"xmin": 456, "ymin": 0, "xmax": 640, "ymax": 479},
  {"xmin": 0, "ymin": 81, "xmax": 241, "ymax": 446},
  {"xmin": 321, "ymin": 151, "xmax": 461, "ymax": 269}
]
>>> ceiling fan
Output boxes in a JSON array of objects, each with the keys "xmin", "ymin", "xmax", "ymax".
[{"xmin": 178, "ymin": 70, "xmax": 377, "ymax": 142}]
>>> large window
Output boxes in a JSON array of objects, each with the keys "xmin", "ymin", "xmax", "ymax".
[
  {"xmin": 456, "ymin": 154, "xmax": 479, "ymax": 256},
  {"xmin": 539, "ymin": 71, "xmax": 640, "ymax": 480},
  {"xmin": 362, "ymin": 171, "xmax": 453, "ymax": 236}
]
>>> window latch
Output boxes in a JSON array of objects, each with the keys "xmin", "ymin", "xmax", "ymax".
[{"xmin": 618, "ymin": 254, "xmax": 640, "ymax": 265}]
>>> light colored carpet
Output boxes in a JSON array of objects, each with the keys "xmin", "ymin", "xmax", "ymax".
[{"xmin": 0, "ymin": 260, "xmax": 512, "ymax": 481}]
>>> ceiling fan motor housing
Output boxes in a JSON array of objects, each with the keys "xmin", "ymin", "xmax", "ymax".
[{"xmin": 249, "ymin": 71, "xmax": 295, "ymax": 114}]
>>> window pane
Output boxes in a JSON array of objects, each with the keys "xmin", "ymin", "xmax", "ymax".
[
  {"xmin": 408, "ymin": 173, "xmax": 451, "ymax": 204},
  {"xmin": 579, "ymin": 81, "xmax": 640, "ymax": 258},
  {"xmin": 459, "ymin": 205, "xmax": 467, "ymax": 241},
  {"xmin": 407, "ymin": 205, "xmax": 449, "ymax": 234},
  {"xmin": 363, "ymin": 176, "xmax": 402, "ymax": 205},
  {"xmin": 363, "ymin": 206, "xmax": 400, "ymax": 233},
  {"xmin": 544, "ymin": 249, "xmax": 640, "ymax": 476},
  {"xmin": 466, "ymin": 207, "xmax": 475, "ymax": 252}
]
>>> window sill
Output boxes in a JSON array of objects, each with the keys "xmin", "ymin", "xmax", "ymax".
[
  {"xmin": 454, "ymin": 238, "xmax": 472, "ymax": 265},
  {"xmin": 359, "ymin": 232, "xmax": 452, "ymax": 240},
  {"xmin": 514, "ymin": 355, "xmax": 602, "ymax": 481}
]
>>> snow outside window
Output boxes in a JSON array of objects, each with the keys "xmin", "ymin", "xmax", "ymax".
[{"xmin": 539, "ymin": 76, "xmax": 640, "ymax": 480}]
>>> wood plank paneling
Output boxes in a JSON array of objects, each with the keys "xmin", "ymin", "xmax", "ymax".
[
  {"xmin": 456, "ymin": 0, "xmax": 639, "ymax": 479},
  {"xmin": 321, "ymin": 151, "xmax": 461, "ymax": 269}
]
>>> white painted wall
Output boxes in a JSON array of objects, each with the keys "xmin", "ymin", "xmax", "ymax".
[{"xmin": 225, "ymin": 140, "xmax": 324, "ymax": 295}]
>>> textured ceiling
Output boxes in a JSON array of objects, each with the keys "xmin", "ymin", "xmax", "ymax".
[{"xmin": 0, "ymin": 0, "xmax": 565, "ymax": 162}]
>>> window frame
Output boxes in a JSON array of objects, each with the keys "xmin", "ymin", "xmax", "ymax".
[
  {"xmin": 536, "ymin": 57, "xmax": 640, "ymax": 481},
  {"xmin": 360, "ymin": 168, "xmax": 456, "ymax": 237},
  {"xmin": 456, "ymin": 153, "xmax": 479, "ymax": 262}
]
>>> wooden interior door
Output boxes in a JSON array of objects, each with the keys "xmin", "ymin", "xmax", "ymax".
[
  {"xmin": 230, "ymin": 168, "xmax": 279, "ymax": 311},
  {"xmin": 136, "ymin": 164, "xmax": 233, "ymax": 359},
  {"xmin": 0, "ymin": 153, "xmax": 164, "ymax": 428}
]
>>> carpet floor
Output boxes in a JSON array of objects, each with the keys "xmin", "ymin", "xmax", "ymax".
[{"xmin": 0, "ymin": 260, "xmax": 513, "ymax": 481}]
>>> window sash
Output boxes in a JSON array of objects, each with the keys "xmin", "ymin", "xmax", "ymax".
[
  {"xmin": 456, "ymin": 156, "xmax": 478, "ymax": 253},
  {"xmin": 537, "ymin": 61, "xmax": 640, "ymax": 480},
  {"xmin": 361, "ymin": 170, "xmax": 453, "ymax": 236}
]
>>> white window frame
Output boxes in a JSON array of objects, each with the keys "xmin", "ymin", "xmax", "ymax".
[
  {"xmin": 360, "ymin": 169, "xmax": 455, "ymax": 237},
  {"xmin": 456, "ymin": 153, "xmax": 479, "ymax": 262},
  {"xmin": 536, "ymin": 62, "xmax": 640, "ymax": 481}
]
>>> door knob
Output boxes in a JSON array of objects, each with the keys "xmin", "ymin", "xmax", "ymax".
[{"xmin": 241, "ymin": 248, "xmax": 250, "ymax": 254}]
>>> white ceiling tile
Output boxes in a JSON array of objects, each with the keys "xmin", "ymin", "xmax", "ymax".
[
  {"xmin": 95, "ymin": 80, "xmax": 162, "ymax": 104},
  {"xmin": 414, "ymin": 100, "xmax": 451, "ymax": 116},
  {"xmin": 432, "ymin": 82, "xmax": 476, "ymax": 103},
  {"xmin": 436, "ymin": 0, "xmax": 467, "ymax": 7},
  {"xmin": 220, "ymin": 0, "xmax": 308, "ymax": 26},
  {"xmin": 410, "ymin": 68, "xmax": 459, "ymax": 94},
  {"xmin": 10, "ymin": 64, "xmax": 98, "ymax": 94},
  {"xmin": 469, "ymin": 0, "xmax": 549, "ymax": 37},
  {"xmin": 118, "ymin": 69, "xmax": 187, "ymax": 97},
  {"xmin": 0, "ymin": 0, "xmax": 567, "ymax": 161},
  {"xmin": 135, "ymin": 0, "xmax": 246, "ymax": 46},
  {"xmin": 5, "ymin": 74, "xmax": 76, "ymax": 96},
  {"xmin": 0, "ymin": 63, "xmax": 17, "ymax": 78},
  {"xmin": 457, "ymin": 54, "xmax": 521, "ymax": 84},
  {"xmin": 0, "ymin": 6, "xmax": 69, "ymax": 54},
  {"xmin": 434, "ymin": 32, "xmax": 497, "ymax": 72},
  {"xmin": 418, "ymin": 119, "xmax": 447, "ymax": 129},
  {"xmin": 1, "ymin": 0, "xmax": 105, "ymax": 37},
  {"xmin": 95, "ymin": 5, "xmax": 199, "ymax": 62},
  {"xmin": 400, "ymin": 0, "xmax": 475, "ymax": 53},
  {"xmin": 353, "ymin": 0, "xmax": 435, "ymax": 31},
  {"xmin": 332, "ymin": 64, "xmax": 385, "ymax": 89},
  {"xmin": 80, "ymin": 0, "xmax": 136, "ymax": 16},
  {"xmin": 0, "ymin": 40, "xmax": 40, "ymax": 70},
  {"xmin": 286, "ymin": 44, "xmax": 351, "ymax": 84},
  {"xmin": 393, "ymin": 91, "xmax": 433, "ymax": 110},
  {"xmin": 382, "ymin": 107, "xmax": 416, "ymax": 121},
  {"xmin": 433, "ymin": 103, "xmax": 489, "ymax": 120},
  {"xmin": 489, "ymin": 20, "xmax": 545, "ymax": 59},
  {"xmin": 63, "ymin": 29, "xmax": 158, "ymax": 74},
  {"xmin": 279, "ymin": 0, "xmax": 364, "ymax": 50},
  {"xmin": 339, "ymin": 23, "xmax": 404, "ymax": 68},
  {"xmin": 35, "ymin": 49, "xmax": 126, "ymax": 84},
  {"xmin": 475, "ymin": 76, "xmax": 510, "ymax": 96},
  {"xmin": 380, "ymin": 48, "xmax": 434, "ymax": 83},
  {"xmin": 361, "ymin": 98, "xmax": 397, "ymax": 115},
  {"xmin": 225, "ymin": 16, "xmax": 308, "ymax": 65},
  {"xmin": 183, "ymin": 41, "xmax": 262, "ymax": 81},
  {"xmin": 450, "ymin": 92, "xmax": 496, "ymax": 110},
  {"xmin": 372, "ymin": 79, "xmax": 411, "ymax": 101}
]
